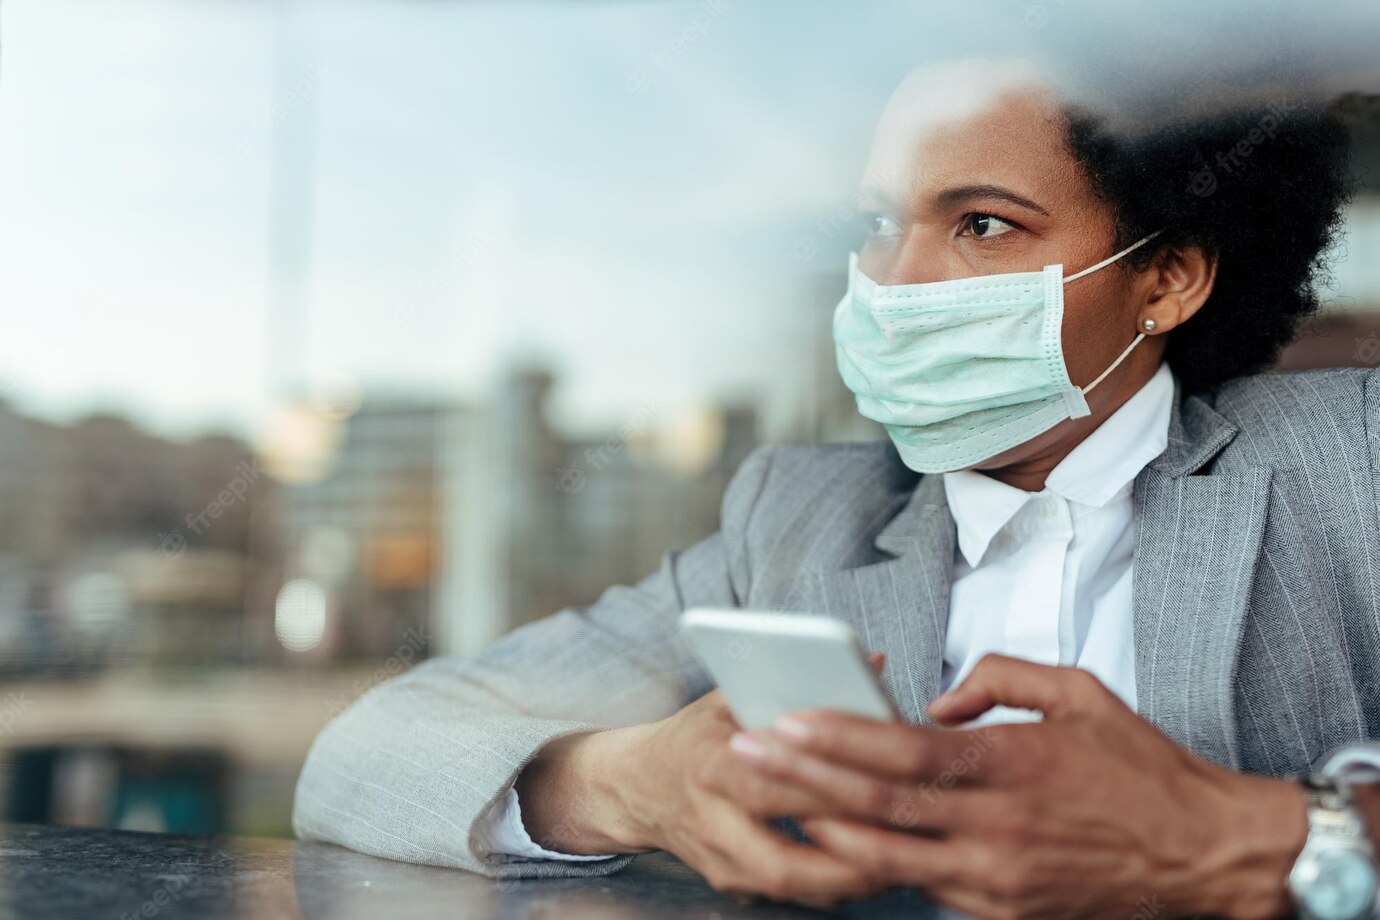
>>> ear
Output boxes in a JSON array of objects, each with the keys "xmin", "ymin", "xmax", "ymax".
[{"xmin": 1137, "ymin": 245, "xmax": 1217, "ymax": 334}]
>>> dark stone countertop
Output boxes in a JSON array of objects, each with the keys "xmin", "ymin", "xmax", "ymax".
[{"xmin": 0, "ymin": 822, "xmax": 945, "ymax": 920}]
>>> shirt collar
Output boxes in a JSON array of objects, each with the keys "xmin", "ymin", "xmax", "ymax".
[{"xmin": 942, "ymin": 362, "xmax": 1175, "ymax": 568}]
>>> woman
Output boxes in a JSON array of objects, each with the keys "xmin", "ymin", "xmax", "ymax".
[{"xmin": 294, "ymin": 60, "xmax": 1379, "ymax": 919}]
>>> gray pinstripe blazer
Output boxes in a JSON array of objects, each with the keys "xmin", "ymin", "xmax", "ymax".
[{"xmin": 292, "ymin": 367, "xmax": 1380, "ymax": 877}]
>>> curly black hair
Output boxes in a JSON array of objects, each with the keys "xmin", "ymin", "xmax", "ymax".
[{"xmin": 1063, "ymin": 99, "xmax": 1354, "ymax": 393}]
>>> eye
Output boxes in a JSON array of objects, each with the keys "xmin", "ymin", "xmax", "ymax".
[
  {"xmin": 863, "ymin": 212, "xmax": 904, "ymax": 239},
  {"xmin": 959, "ymin": 213, "xmax": 1017, "ymax": 239}
]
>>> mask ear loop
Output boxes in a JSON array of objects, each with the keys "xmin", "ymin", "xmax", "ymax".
[
  {"xmin": 1064, "ymin": 229, "xmax": 1165, "ymax": 396},
  {"xmin": 1062, "ymin": 229, "xmax": 1164, "ymax": 284},
  {"xmin": 1082, "ymin": 333, "xmax": 1145, "ymax": 395}
]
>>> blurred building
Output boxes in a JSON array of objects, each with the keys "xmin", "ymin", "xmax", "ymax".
[
  {"xmin": 439, "ymin": 364, "xmax": 761, "ymax": 655},
  {"xmin": 0, "ymin": 403, "xmax": 272, "ymax": 677},
  {"xmin": 275, "ymin": 398, "xmax": 459, "ymax": 661}
]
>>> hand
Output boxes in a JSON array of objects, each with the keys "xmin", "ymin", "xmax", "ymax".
[
  {"xmin": 729, "ymin": 654, "xmax": 1310, "ymax": 920},
  {"xmin": 515, "ymin": 687, "xmax": 880, "ymax": 907}
]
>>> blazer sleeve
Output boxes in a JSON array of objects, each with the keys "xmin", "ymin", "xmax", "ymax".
[
  {"xmin": 290, "ymin": 445, "xmax": 776, "ymax": 877},
  {"xmin": 1369, "ymin": 366, "xmax": 1380, "ymax": 513}
]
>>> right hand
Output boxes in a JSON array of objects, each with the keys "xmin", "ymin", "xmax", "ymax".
[{"xmin": 516, "ymin": 684, "xmax": 885, "ymax": 907}]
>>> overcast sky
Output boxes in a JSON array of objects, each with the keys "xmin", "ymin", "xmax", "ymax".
[{"xmin": 2, "ymin": 0, "xmax": 1379, "ymax": 441}]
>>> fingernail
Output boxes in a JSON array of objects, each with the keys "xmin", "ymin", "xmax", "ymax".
[
  {"xmin": 928, "ymin": 691, "xmax": 954, "ymax": 712},
  {"xmin": 773, "ymin": 715, "xmax": 813, "ymax": 741},
  {"xmin": 728, "ymin": 732, "xmax": 767, "ymax": 762}
]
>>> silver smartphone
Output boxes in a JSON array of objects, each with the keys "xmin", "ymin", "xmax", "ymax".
[{"xmin": 679, "ymin": 607, "xmax": 898, "ymax": 730}]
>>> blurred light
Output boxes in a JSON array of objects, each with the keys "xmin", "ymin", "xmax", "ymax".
[
  {"xmin": 651, "ymin": 405, "xmax": 725, "ymax": 476},
  {"xmin": 368, "ymin": 534, "xmax": 434, "ymax": 587},
  {"xmin": 274, "ymin": 578, "xmax": 328, "ymax": 652},
  {"xmin": 257, "ymin": 403, "xmax": 342, "ymax": 485},
  {"xmin": 67, "ymin": 572, "xmax": 130, "ymax": 635}
]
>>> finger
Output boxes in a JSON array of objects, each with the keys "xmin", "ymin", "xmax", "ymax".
[
  {"xmin": 927, "ymin": 654, "xmax": 1115, "ymax": 725},
  {"xmin": 801, "ymin": 817, "xmax": 990, "ymax": 891},
  {"xmin": 712, "ymin": 740, "xmax": 845, "ymax": 818},
  {"xmin": 698, "ymin": 799, "xmax": 879, "ymax": 905},
  {"xmin": 697, "ymin": 695, "xmax": 878, "ymax": 819},
  {"xmin": 765, "ymin": 713, "xmax": 999, "ymax": 783},
  {"xmin": 866, "ymin": 652, "xmax": 886, "ymax": 675},
  {"xmin": 728, "ymin": 733, "xmax": 973, "ymax": 831}
]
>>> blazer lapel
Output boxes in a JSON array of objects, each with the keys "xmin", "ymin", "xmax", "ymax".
[
  {"xmin": 793, "ymin": 473, "xmax": 955, "ymax": 724},
  {"xmin": 1132, "ymin": 388, "xmax": 1272, "ymax": 770}
]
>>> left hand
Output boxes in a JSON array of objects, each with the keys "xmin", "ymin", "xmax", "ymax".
[{"xmin": 728, "ymin": 654, "xmax": 1309, "ymax": 920}]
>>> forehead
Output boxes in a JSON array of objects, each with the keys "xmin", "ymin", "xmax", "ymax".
[{"xmin": 864, "ymin": 61, "xmax": 1093, "ymax": 209}]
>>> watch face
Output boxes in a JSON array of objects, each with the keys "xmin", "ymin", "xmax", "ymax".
[{"xmin": 1302, "ymin": 849, "xmax": 1379, "ymax": 920}]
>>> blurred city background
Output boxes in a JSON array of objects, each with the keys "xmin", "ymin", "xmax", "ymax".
[{"xmin": 2, "ymin": 0, "xmax": 1380, "ymax": 838}]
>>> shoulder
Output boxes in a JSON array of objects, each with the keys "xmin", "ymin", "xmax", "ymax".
[
  {"xmin": 1200, "ymin": 366, "xmax": 1379, "ymax": 467},
  {"xmin": 721, "ymin": 440, "xmax": 918, "ymax": 566},
  {"xmin": 1210, "ymin": 366, "xmax": 1373, "ymax": 416}
]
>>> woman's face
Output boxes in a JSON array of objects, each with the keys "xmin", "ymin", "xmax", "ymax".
[{"xmin": 855, "ymin": 62, "xmax": 1177, "ymax": 475}]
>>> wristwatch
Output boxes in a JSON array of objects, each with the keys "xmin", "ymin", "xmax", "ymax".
[{"xmin": 1288, "ymin": 775, "xmax": 1379, "ymax": 920}]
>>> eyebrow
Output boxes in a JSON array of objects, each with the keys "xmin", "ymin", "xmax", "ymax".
[{"xmin": 934, "ymin": 184, "xmax": 1051, "ymax": 217}]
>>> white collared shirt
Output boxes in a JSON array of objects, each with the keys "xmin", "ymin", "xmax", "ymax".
[
  {"xmin": 939, "ymin": 361, "xmax": 1175, "ymax": 724},
  {"xmin": 484, "ymin": 362, "xmax": 1176, "ymax": 857}
]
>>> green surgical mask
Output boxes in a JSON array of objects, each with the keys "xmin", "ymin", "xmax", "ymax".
[{"xmin": 833, "ymin": 232, "xmax": 1161, "ymax": 474}]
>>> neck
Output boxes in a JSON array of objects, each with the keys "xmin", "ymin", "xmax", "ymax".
[{"xmin": 976, "ymin": 350, "xmax": 1163, "ymax": 493}]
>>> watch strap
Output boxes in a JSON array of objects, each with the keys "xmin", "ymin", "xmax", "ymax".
[{"xmin": 1322, "ymin": 744, "xmax": 1380, "ymax": 790}]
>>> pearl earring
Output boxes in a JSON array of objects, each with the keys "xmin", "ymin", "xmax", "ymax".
[{"xmin": 1141, "ymin": 318, "xmax": 1157, "ymax": 332}]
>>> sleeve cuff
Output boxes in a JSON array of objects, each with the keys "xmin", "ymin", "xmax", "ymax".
[{"xmin": 478, "ymin": 787, "xmax": 618, "ymax": 862}]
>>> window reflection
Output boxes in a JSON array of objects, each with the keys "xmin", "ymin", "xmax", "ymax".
[{"xmin": 1, "ymin": 0, "xmax": 1379, "ymax": 839}]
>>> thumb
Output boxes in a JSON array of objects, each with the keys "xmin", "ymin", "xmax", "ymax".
[
  {"xmin": 866, "ymin": 652, "xmax": 886, "ymax": 675},
  {"xmin": 927, "ymin": 654, "xmax": 1110, "ymax": 725}
]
